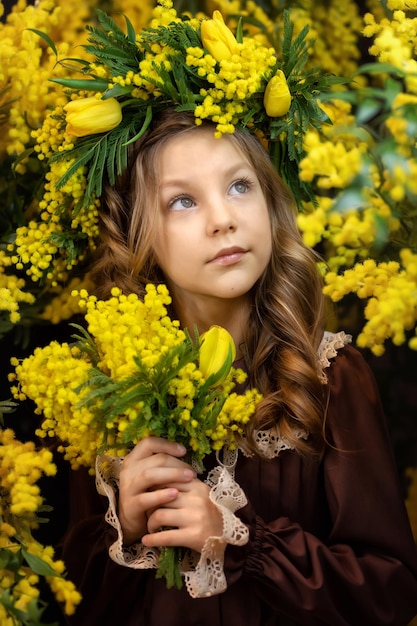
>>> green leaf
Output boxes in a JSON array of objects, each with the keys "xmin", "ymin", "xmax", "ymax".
[
  {"xmin": 122, "ymin": 106, "xmax": 153, "ymax": 146},
  {"xmin": 373, "ymin": 211, "xmax": 390, "ymax": 249},
  {"xmin": 11, "ymin": 147, "xmax": 35, "ymax": 171},
  {"xmin": 352, "ymin": 62, "xmax": 405, "ymax": 77},
  {"xmin": 22, "ymin": 548, "xmax": 58, "ymax": 577},
  {"xmin": 235, "ymin": 17, "xmax": 243, "ymax": 44},
  {"xmin": 0, "ymin": 398, "xmax": 18, "ymax": 416},
  {"xmin": 96, "ymin": 8, "xmax": 127, "ymax": 37},
  {"xmin": 356, "ymin": 98, "xmax": 382, "ymax": 124},
  {"xmin": 155, "ymin": 546, "xmax": 184, "ymax": 589},
  {"xmin": 26, "ymin": 28, "xmax": 57, "ymax": 56},
  {"xmin": 104, "ymin": 84, "xmax": 133, "ymax": 99},
  {"xmin": 49, "ymin": 77, "xmax": 109, "ymax": 91},
  {"xmin": 0, "ymin": 547, "xmax": 23, "ymax": 570},
  {"xmin": 124, "ymin": 14, "xmax": 137, "ymax": 44},
  {"xmin": 331, "ymin": 187, "xmax": 366, "ymax": 213}
]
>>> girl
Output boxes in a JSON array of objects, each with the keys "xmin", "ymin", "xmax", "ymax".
[{"xmin": 62, "ymin": 110, "xmax": 417, "ymax": 625}]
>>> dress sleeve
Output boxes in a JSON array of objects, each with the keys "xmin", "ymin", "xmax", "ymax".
[
  {"xmin": 60, "ymin": 466, "xmax": 152, "ymax": 625},
  {"xmin": 224, "ymin": 345, "xmax": 417, "ymax": 626}
]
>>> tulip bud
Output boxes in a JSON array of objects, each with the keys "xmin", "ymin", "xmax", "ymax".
[
  {"xmin": 64, "ymin": 97, "xmax": 122, "ymax": 137},
  {"xmin": 201, "ymin": 10, "xmax": 239, "ymax": 62},
  {"xmin": 263, "ymin": 70, "xmax": 292, "ymax": 117},
  {"xmin": 199, "ymin": 325, "xmax": 236, "ymax": 387}
]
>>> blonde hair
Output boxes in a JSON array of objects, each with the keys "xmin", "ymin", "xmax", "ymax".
[{"xmin": 92, "ymin": 109, "xmax": 326, "ymax": 458}]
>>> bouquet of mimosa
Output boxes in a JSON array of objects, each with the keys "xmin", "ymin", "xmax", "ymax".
[{"xmin": 9, "ymin": 283, "xmax": 261, "ymax": 588}]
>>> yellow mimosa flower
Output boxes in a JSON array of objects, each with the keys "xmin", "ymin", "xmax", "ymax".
[
  {"xmin": 199, "ymin": 325, "xmax": 236, "ymax": 386},
  {"xmin": 263, "ymin": 70, "xmax": 292, "ymax": 117},
  {"xmin": 201, "ymin": 11, "xmax": 240, "ymax": 62},
  {"xmin": 64, "ymin": 97, "xmax": 122, "ymax": 137}
]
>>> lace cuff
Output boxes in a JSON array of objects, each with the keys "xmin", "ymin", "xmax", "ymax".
[
  {"xmin": 96, "ymin": 455, "xmax": 159, "ymax": 569},
  {"xmin": 95, "ymin": 455, "xmax": 249, "ymax": 597},
  {"xmin": 184, "ymin": 464, "xmax": 249, "ymax": 598}
]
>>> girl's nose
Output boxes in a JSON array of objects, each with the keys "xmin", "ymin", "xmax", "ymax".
[{"xmin": 206, "ymin": 199, "xmax": 237, "ymax": 236}]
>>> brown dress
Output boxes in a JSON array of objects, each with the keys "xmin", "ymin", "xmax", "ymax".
[{"xmin": 62, "ymin": 344, "xmax": 417, "ymax": 625}]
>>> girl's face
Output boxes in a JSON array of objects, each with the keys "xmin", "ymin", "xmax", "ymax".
[{"xmin": 153, "ymin": 129, "xmax": 272, "ymax": 317}]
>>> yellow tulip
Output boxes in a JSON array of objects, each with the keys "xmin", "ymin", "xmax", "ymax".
[
  {"xmin": 263, "ymin": 70, "xmax": 292, "ymax": 117},
  {"xmin": 199, "ymin": 325, "xmax": 236, "ymax": 386},
  {"xmin": 201, "ymin": 10, "xmax": 239, "ymax": 62},
  {"xmin": 64, "ymin": 97, "xmax": 122, "ymax": 137}
]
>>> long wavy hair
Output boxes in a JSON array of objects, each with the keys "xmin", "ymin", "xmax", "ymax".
[{"xmin": 91, "ymin": 109, "xmax": 327, "ymax": 459}]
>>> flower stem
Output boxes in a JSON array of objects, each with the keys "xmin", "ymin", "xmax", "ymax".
[{"xmin": 155, "ymin": 546, "xmax": 184, "ymax": 589}]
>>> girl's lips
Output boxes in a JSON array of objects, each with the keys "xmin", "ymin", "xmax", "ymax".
[{"xmin": 209, "ymin": 248, "xmax": 247, "ymax": 265}]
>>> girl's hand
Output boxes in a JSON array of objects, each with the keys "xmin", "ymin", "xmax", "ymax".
[
  {"xmin": 142, "ymin": 477, "xmax": 223, "ymax": 554},
  {"xmin": 118, "ymin": 437, "xmax": 195, "ymax": 546}
]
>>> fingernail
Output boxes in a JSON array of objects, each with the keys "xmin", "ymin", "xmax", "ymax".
[
  {"xmin": 176, "ymin": 444, "xmax": 186, "ymax": 454},
  {"xmin": 184, "ymin": 469, "xmax": 194, "ymax": 479}
]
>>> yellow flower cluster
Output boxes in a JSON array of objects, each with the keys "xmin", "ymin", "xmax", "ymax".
[
  {"xmin": 22, "ymin": 537, "xmax": 82, "ymax": 616},
  {"xmin": 11, "ymin": 284, "xmax": 261, "ymax": 470},
  {"xmin": 128, "ymin": 45, "xmax": 175, "ymax": 98},
  {"xmin": 363, "ymin": 4, "xmax": 417, "ymax": 93},
  {"xmin": 7, "ymin": 112, "xmax": 99, "ymax": 285},
  {"xmin": 81, "ymin": 284, "xmax": 185, "ymax": 378},
  {"xmin": 10, "ymin": 340, "xmax": 98, "ymax": 469},
  {"xmin": 41, "ymin": 274, "xmax": 95, "ymax": 324},
  {"xmin": 31, "ymin": 104, "xmax": 74, "ymax": 161},
  {"xmin": 0, "ymin": 251, "xmax": 35, "ymax": 324},
  {"xmin": 299, "ymin": 132, "xmax": 365, "ymax": 189},
  {"xmin": 386, "ymin": 93, "xmax": 417, "ymax": 159},
  {"xmin": 0, "ymin": 1, "xmax": 104, "ymax": 317},
  {"xmin": 302, "ymin": 195, "xmax": 400, "ymax": 272},
  {"xmin": 207, "ymin": 388, "xmax": 262, "ymax": 451},
  {"xmin": 9, "ymin": 220, "xmax": 63, "ymax": 284},
  {"xmin": 0, "ymin": 428, "xmax": 56, "ymax": 516},
  {"xmin": 111, "ymin": 0, "xmax": 154, "ymax": 32},
  {"xmin": 309, "ymin": 0, "xmax": 363, "ymax": 77},
  {"xmin": 388, "ymin": 0, "xmax": 417, "ymax": 7},
  {"xmin": 167, "ymin": 362, "xmax": 204, "ymax": 419},
  {"xmin": 122, "ymin": 0, "xmax": 194, "ymax": 99},
  {"xmin": 0, "ymin": 428, "xmax": 81, "ymax": 618},
  {"xmin": 324, "ymin": 249, "xmax": 417, "ymax": 354},
  {"xmin": 297, "ymin": 97, "xmax": 403, "ymax": 272},
  {"xmin": 381, "ymin": 159, "xmax": 417, "ymax": 203},
  {"xmin": 0, "ymin": 0, "xmax": 96, "ymax": 166},
  {"xmin": 149, "ymin": 0, "xmax": 179, "ymax": 28},
  {"xmin": 187, "ymin": 38, "xmax": 277, "ymax": 136}
]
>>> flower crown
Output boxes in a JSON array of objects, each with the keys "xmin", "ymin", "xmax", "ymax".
[{"xmin": 42, "ymin": 0, "xmax": 344, "ymax": 216}]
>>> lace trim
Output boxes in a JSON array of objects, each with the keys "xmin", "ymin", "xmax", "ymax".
[
  {"xmin": 184, "ymin": 465, "xmax": 249, "ymax": 598},
  {"xmin": 318, "ymin": 330, "xmax": 352, "ymax": 382},
  {"xmin": 96, "ymin": 455, "xmax": 159, "ymax": 569},
  {"xmin": 243, "ymin": 426, "xmax": 308, "ymax": 460},
  {"xmin": 95, "ymin": 330, "xmax": 351, "ymax": 596},
  {"xmin": 236, "ymin": 331, "xmax": 351, "ymax": 461}
]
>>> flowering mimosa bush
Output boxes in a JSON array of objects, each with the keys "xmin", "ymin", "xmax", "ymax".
[{"xmin": 0, "ymin": 419, "xmax": 82, "ymax": 623}]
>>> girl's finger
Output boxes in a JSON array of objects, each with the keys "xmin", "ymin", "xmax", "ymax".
[{"xmin": 124, "ymin": 437, "xmax": 186, "ymax": 464}]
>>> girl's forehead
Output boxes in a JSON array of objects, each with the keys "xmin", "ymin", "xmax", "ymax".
[{"xmin": 157, "ymin": 128, "xmax": 253, "ymax": 172}]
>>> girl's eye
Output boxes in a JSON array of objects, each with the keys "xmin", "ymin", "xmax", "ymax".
[
  {"xmin": 230, "ymin": 178, "xmax": 252, "ymax": 195},
  {"xmin": 169, "ymin": 195, "xmax": 195, "ymax": 211}
]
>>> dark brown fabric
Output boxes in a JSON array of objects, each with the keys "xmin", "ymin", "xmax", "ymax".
[{"xmin": 62, "ymin": 346, "xmax": 417, "ymax": 625}]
